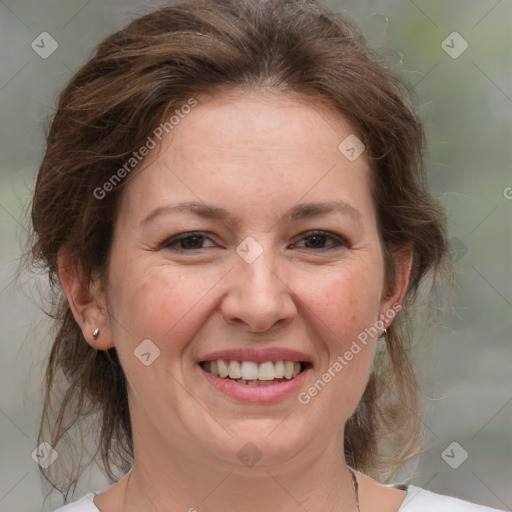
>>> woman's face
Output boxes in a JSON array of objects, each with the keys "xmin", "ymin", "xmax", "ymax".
[{"xmin": 100, "ymin": 90, "xmax": 407, "ymax": 470}]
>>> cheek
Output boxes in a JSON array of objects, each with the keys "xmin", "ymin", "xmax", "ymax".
[
  {"xmin": 106, "ymin": 259, "xmax": 221, "ymax": 356},
  {"xmin": 292, "ymin": 271, "xmax": 381, "ymax": 421},
  {"xmin": 303, "ymin": 267, "xmax": 382, "ymax": 342},
  {"xmin": 299, "ymin": 266, "xmax": 382, "ymax": 393}
]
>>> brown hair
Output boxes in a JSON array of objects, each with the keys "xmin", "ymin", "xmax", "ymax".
[{"xmin": 27, "ymin": 0, "xmax": 451, "ymax": 502}]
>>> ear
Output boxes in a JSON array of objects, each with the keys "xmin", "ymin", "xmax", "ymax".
[
  {"xmin": 379, "ymin": 244, "xmax": 413, "ymax": 324},
  {"xmin": 58, "ymin": 250, "xmax": 114, "ymax": 350}
]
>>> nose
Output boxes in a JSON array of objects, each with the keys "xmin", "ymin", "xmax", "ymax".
[{"xmin": 220, "ymin": 244, "xmax": 297, "ymax": 334}]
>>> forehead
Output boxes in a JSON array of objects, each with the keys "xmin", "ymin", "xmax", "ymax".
[
  {"xmin": 169, "ymin": 89, "xmax": 360, "ymax": 162},
  {"xmin": 118, "ymin": 89, "xmax": 374, "ymax": 226}
]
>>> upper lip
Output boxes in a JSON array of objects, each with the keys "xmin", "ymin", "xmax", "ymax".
[{"xmin": 197, "ymin": 347, "xmax": 313, "ymax": 364}]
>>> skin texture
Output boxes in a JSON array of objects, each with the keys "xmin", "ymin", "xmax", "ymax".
[{"xmin": 59, "ymin": 89, "xmax": 412, "ymax": 512}]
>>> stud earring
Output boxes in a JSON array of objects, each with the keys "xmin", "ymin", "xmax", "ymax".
[
  {"xmin": 92, "ymin": 328, "xmax": 100, "ymax": 340},
  {"xmin": 378, "ymin": 328, "xmax": 387, "ymax": 340}
]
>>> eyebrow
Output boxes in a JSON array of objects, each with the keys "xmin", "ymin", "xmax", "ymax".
[{"xmin": 140, "ymin": 200, "xmax": 362, "ymax": 227}]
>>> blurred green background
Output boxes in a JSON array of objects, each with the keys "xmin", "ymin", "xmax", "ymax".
[{"xmin": 0, "ymin": 1, "xmax": 510, "ymax": 511}]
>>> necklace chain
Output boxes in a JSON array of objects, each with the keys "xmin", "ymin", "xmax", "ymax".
[
  {"xmin": 123, "ymin": 466, "xmax": 360, "ymax": 512},
  {"xmin": 122, "ymin": 468, "xmax": 131, "ymax": 512},
  {"xmin": 349, "ymin": 466, "xmax": 360, "ymax": 512}
]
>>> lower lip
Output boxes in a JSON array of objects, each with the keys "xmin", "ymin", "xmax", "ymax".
[{"xmin": 197, "ymin": 364, "xmax": 311, "ymax": 403}]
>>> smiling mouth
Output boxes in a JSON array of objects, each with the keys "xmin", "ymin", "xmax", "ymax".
[{"xmin": 199, "ymin": 359, "xmax": 311, "ymax": 386}]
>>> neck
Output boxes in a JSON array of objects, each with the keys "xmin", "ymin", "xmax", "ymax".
[{"xmin": 121, "ymin": 415, "xmax": 358, "ymax": 512}]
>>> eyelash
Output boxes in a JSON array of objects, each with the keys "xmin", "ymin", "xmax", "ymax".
[{"xmin": 159, "ymin": 230, "xmax": 348, "ymax": 253}]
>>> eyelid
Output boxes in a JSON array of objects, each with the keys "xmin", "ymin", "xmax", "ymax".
[
  {"xmin": 158, "ymin": 231, "xmax": 216, "ymax": 251},
  {"xmin": 159, "ymin": 230, "xmax": 348, "ymax": 252},
  {"xmin": 291, "ymin": 230, "xmax": 349, "ymax": 250}
]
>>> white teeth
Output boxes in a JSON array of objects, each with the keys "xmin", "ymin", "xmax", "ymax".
[
  {"xmin": 258, "ymin": 361, "xmax": 275, "ymax": 380},
  {"xmin": 228, "ymin": 360, "xmax": 242, "ymax": 379},
  {"xmin": 238, "ymin": 379, "xmax": 281, "ymax": 386},
  {"xmin": 241, "ymin": 361, "xmax": 259, "ymax": 380},
  {"xmin": 202, "ymin": 359, "xmax": 306, "ymax": 382},
  {"xmin": 283, "ymin": 361, "xmax": 294, "ymax": 379},
  {"xmin": 217, "ymin": 359, "xmax": 229, "ymax": 378},
  {"xmin": 274, "ymin": 360, "xmax": 285, "ymax": 378}
]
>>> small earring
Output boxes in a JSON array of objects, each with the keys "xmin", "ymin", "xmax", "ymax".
[
  {"xmin": 379, "ymin": 328, "xmax": 387, "ymax": 340},
  {"xmin": 92, "ymin": 328, "xmax": 100, "ymax": 340}
]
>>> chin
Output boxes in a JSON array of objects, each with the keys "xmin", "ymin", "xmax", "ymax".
[{"xmin": 200, "ymin": 419, "xmax": 318, "ymax": 471}]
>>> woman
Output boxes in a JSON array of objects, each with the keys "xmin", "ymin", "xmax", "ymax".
[{"xmin": 27, "ymin": 0, "xmax": 505, "ymax": 511}]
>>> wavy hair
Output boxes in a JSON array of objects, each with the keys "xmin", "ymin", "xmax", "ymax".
[{"xmin": 26, "ymin": 0, "xmax": 451, "ymax": 502}]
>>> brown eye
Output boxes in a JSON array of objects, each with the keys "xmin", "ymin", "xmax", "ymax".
[
  {"xmin": 294, "ymin": 231, "xmax": 348, "ymax": 251},
  {"xmin": 160, "ymin": 232, "xmax": 216, "ymax": 252}
]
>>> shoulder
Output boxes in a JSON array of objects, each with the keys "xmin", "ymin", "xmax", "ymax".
[
  {"xmin": 399, "ymin": 485, "xmax": 505, "ymax": 512},
  {"xmin": 52, "ymin": 493, "xmax": 100, "ymax": 512}
]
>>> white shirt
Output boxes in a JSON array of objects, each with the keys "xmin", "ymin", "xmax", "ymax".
[{"xmin": 52, "ymin": 484, "xmax": 505, "ymax": 511}]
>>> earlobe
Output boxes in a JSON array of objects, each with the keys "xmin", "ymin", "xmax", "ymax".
[
  {"xmin": 394, "ymin": 244, "xmax": 414, "ymax": 305},
  {"xmin": 380, "ymin": 244, "xmax": 414, "ymax": 323},
  {"xmin": 58, "ymin": 251, "xmax": 114, "ymax": 351}
]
